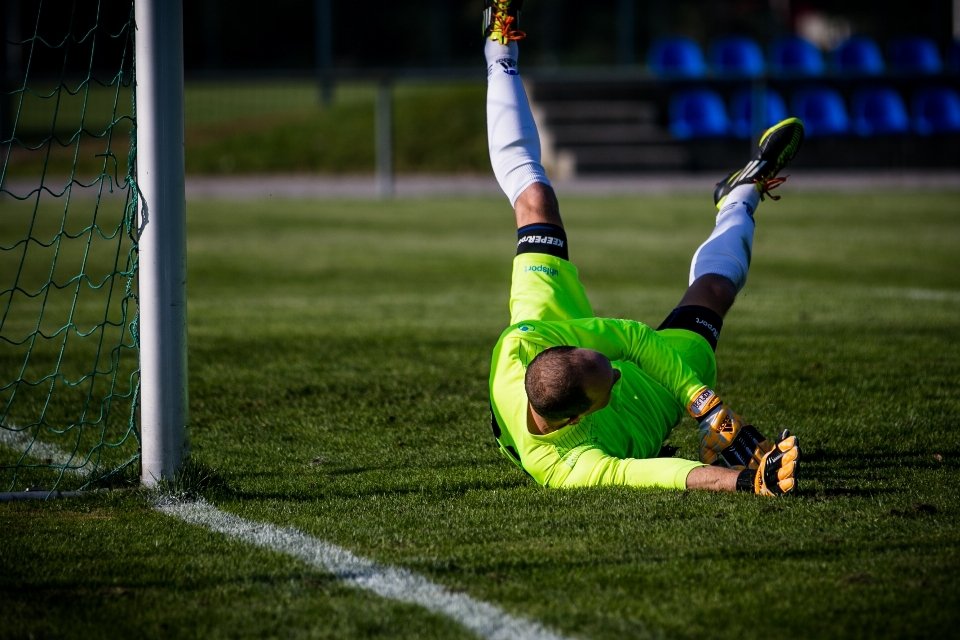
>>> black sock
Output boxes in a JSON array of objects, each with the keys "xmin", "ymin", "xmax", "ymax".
[
  {"xmin": 657, "ymin": 305, "xmax": 724, "ymax": 351},
  {"xmin": 516, "ymin": 223, "xmax": 569, "ymax": 260}
]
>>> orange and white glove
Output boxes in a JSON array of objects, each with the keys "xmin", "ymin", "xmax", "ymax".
[
  {"xmin": 686, "ymin": 388, "xmax": 772, "ymax": 470},
  {"xmin": 743, "ymin": 430, "xmax": 800, "ymax": 496}
]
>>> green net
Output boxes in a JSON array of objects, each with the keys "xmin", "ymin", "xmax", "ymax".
[{"xmin": 0, "ymin": 0, "xmax": 139, "ymax": 492}]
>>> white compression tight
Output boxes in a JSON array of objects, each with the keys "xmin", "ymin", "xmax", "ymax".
[
  {"xmin": 688, "ymin": 184, "xmax": 761, "ymax": 292},
  {"xmin": 485, "ymin": 39, "xmax": 552, "ymax": 206}
]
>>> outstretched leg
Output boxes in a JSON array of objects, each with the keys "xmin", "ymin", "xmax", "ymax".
[
  {"xmin": 485, "ymin": 38, "xmax": 562, "ymax": 232},
  {"xmin": 486, "ymin": 27, "xmax": 595, "ymax": 326}
]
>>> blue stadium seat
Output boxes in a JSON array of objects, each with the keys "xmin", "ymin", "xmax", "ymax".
[
  {"xmin": 709, "ymin": 36, "xmax": 765, "ymax": 77},
  {"xmin": 889, "ymin": 37, "xmax": 942, "ymax": 74},
  {"xmin": 911, "ymin": 87, "xmax": 960, "ymax": 135},
  {"xmin": 769, "ymin": 37, "xmax": 825, "ymax": 76},
  {"xmin": 648, "ymin": 37, "xmax": 707, "ymax": 78},
  {"xmin": 729, "ymin": 88, "xmax": 788, "ymax": 138},
  {"xmin": 832, "ymin": 36, "xmax": 885, "ymax": 75},
  {"xmin": 790, "ymin": 86, "xmax": 848, "ymax": 136},
  {"xmin": 850, "ymin": 87, "xmax": 909, "ymax": 136},
  {"xmin": 669, "ymin": 88, "xmax": 730, "ymax": 139}
]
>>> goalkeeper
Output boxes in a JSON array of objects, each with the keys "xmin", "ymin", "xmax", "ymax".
[{"xmin": 484, "ymin": 0, "xmax": 801, "ymax": 496}]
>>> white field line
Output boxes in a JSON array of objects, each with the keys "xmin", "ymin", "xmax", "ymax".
[
  {"xmin": 157, "ymin": 499, "xmax": 576, "ymax": 640},
  {"xmin": 872, "ymin": 288, "xmax": 960, "ymax": 303},
  {"xmin": 0, "ymin": 426, "xmax": 88, "ymax": 475},
  {"xmin": 3, "ymin": 427, "xmax": 578, "ymax": 639}
]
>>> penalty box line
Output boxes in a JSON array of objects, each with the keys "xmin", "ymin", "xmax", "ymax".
[{"xmin": 157, "ymin": 499, "xmax": 577, "ymax": 640}]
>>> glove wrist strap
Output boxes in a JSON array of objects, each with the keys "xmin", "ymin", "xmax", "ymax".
[
  {"xmin": 736, "ymin": 469, "xmax": 757, "ymax": 493},
  {"xmin": 687, "ymin": 387, "xmax": 721, "ymax": 419}
]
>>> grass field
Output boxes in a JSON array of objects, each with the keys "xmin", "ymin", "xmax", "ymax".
[
  {"xmin": 3, "ymin": 191, "xmax": 960, "ymax": 639},
  {"xmin": 4, "ymin": 81, "xmax": 488, "ymax": 178}
]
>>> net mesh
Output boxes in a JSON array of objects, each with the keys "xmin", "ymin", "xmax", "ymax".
[{"xmin": 0, "ymin": 0, "xmax": 139, "ymax": 492}]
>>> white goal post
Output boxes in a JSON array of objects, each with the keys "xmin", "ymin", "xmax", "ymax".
[{"xmin": 135, "ymin": 0, "xmax": 189, "ymax": 486}]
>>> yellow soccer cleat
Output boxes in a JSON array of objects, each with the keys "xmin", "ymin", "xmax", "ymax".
[
  {"xmin": 483, "ymin": 0, "xmax": 526, "ymax": 45},
  {"xmin": 714, "ymin": 117, "xmax": 805, "ymax": 210}
]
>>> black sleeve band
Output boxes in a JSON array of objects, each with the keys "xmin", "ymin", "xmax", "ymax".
[
  {"xmin": 517, "ymin": 223, "xmax": 569, "ymax": 260},
  {"xmin": 656, "ymin": 305, "xmax": 724, "ymax": 351},
  {"xmin": 736, "ymin": 469, "xmax": 757, "ymax": 493}
]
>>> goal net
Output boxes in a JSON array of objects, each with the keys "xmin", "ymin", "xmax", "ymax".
[{"xmin": 0, "ymin": 0, "xmax": 140, "ymax": 492}]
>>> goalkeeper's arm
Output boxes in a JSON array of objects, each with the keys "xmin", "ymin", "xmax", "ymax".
[
  {"xmin": 558, "ymin": 448, "xmax": 704, "ymax": 490},
  {"xmin": 558, "ymin": 439, "xmax": 798, "ymax": 495},
  {"xmin": 686, "ymin": 431, "xmax": 801, "ymax": 495}
]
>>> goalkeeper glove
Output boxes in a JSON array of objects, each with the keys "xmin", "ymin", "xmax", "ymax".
[
  {"xmin": 736, "ymin": 430, "xmax": 800, "ymax": 496},
  {"xmin": 686, "ymin": 388, "xmax": 772, "ymax": 470}
]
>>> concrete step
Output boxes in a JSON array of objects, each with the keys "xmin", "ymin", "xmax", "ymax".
[
  {"xmin": 538, "ymin": 100, "xmax": 658, "ymax": 124},
  {"xmin": 549, "ymin": 124, "xmax": 674, "ymax": 145},
  {"xmin": 567, "ymin": 144, "xmax": 689, "ymax": 171}
]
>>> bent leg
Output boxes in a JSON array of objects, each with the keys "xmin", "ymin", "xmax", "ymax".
[
  {"xmin": 677, "ymin": 273, "xmax": 738, "ymax": 318},
  {"xmin": 683, "ymin": 183, "xmax": 761, "ymax": 317},
  {"xmin": 658, "ymin": 184, "xmax": 762, "ymax": 349}
]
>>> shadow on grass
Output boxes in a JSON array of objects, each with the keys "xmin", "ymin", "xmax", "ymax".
[
  {"xmin": 224, "ymin": 477, "xmax": 531, "ymax": 503},
  {"xmin": 798, "ymin": 487, "xmax": 898, "ymax": 498},
  {"xmin": 801, "ymin": 448, "xmax": 957, "ymax": 468},
  {"xmin": 0, "ymin": 569, "xmax": 337, "ymax": 596}
]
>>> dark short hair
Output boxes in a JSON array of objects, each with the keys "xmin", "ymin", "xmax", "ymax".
[{"xmin": 524, "ymin": 346, "xmax": 594, "ymax": 421}]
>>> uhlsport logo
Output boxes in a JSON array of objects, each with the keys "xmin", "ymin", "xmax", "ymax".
[
  {"xmin": 518, "ymin": 324, "xmax": 535, "ymax": 333},
  {"xmin": 524, "ymin": 265, "xmax": 559, "ymax": 277},
  {"xmin": 695, "ymin": 317, "xmax": 720, "ymax": 340}
]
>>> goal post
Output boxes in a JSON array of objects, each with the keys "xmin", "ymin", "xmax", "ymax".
[
  {"xmin": 0, "ymin": 0, "xmax": 188, "ymax": 493},
  {"xmin": 134, "ymin": 0, "xmax": 189, "ymax": 487}
]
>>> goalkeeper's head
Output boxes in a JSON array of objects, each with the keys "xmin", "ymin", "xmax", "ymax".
[{"xmin": 525, "ymin": 347, "xmax": 621, "ymax": 430}]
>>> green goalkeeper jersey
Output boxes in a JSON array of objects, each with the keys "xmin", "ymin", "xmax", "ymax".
[{"xmin": 489, "ymin": 254, "xmax": 714, "ymax": 490}]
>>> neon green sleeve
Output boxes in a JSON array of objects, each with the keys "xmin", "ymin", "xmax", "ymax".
[
  {"xmin": 560, "ymin": 447, "xmax": 703, "ymax": 489},
  {"xmin": 537, "ymin": 318, "xmax": 707, "ymax": 408}
]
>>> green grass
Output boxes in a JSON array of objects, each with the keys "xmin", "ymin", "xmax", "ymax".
[
  {"xmin": 0, "ymin": 190, "xmax": 138, "ymax": 488},
  {"xmin": 3, "ymin": 81, "xmax": 488, "ymax": 178},
  {"xmin": 183, "ymin": 82, "xmax": 488, "ymax": 175},
  {"xmin": 3, "ymin": 193, "xmax": 960, "ymax": 639}
]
